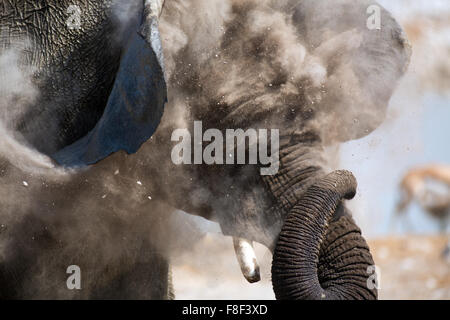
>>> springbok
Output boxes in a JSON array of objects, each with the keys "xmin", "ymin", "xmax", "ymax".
[{"xmin": 397, "ymin": 164, "xmax": 450, "ymax": 260}]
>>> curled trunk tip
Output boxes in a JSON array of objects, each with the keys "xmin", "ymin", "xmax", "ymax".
[{"xmin": 272, "ymin": 170, "xmax": 376, "ymax": 300}]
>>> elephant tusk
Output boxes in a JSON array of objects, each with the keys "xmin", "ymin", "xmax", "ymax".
[{"xmin": 233, "ymin": 237, "xmax": 261, "ymax": 283}]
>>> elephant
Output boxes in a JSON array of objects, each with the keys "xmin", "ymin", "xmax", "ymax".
[{"xmin": 0, "ymin": 0, "xmax": 411, "ymax": 299}]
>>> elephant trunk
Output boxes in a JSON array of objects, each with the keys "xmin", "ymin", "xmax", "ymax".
[{"xmin": 271, "ymin": 170, "xmax": 377, "ymax": 300}]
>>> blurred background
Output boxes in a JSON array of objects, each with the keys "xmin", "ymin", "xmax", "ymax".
[{"xmin": 171, "ymin": 0, "xmax": 450, "ymax": 299}]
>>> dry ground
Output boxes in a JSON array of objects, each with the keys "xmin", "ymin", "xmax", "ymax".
[
  {"xmin": 371, "ymin": 235, "xmax": 450, "ymax": 299},
  {"xmin": 172, "ymin": 234, "xmax": 450, "ymax": 299}
]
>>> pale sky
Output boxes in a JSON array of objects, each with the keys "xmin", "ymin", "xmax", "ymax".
[{"xmin": 340, "ymin": 0, "xmax": 450, "ymax": 238}]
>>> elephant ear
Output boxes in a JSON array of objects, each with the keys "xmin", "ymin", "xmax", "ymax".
[
  {"xmin": 292, "ymin": 0, "xmax": 411, "ymax": 143},
  {"xmin": 53, "ymin": 7, "xmax": 166, "ymax": 167}
]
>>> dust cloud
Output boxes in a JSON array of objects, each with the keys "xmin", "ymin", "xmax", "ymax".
[
  {"xmin": 0, "ymin": 0, "xmax": 410, "ymax": 298},
  {"xmin": 159, "ymin": 0, "xmax": 410, "ymax": 145}
]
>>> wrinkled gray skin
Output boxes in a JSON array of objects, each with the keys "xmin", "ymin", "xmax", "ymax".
[{"xmin": 0, "ymin": 0, "xmax": 410, "ymax": 299}]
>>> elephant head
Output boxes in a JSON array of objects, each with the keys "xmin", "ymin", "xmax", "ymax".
[
  {"xmin": 154, "ymin": 0, "xmax": 410, "ymax": 299},
  {"xmin": 0, "ymin": 0, "xmax": 410, "ymax": 299}
]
